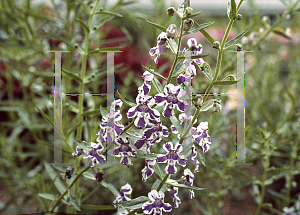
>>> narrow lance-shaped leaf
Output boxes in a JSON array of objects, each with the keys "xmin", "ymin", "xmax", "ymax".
[
  {"xmin": 272, "ymin": 29, "xmax": 292, "ymax": 40},
  {"xmin": 184, "ymin": 21, "xmax": 215, "ymax": 35},
  {"xmin": 88, "ymin": 46, "xmax": 125, "ymax": 55},
  {"xmin": 213, "ymin": 80, "xmax": 240, "ymax": 86},
  {"xmin": 119, "ymin": 196, "xmax": 149, "ymax": 210},
  {"xmin": 165, "ymin": 182, "xmax": 209, "ymax": 191},
  {"xmin": 74, "ymin": 139, "xmax": 90, "ymax": 151},
  {"xmin": 37, "ymin": 106, "xmax": 54, "ymax": 127},
  {"xmin": 171, "ymin": 60, "xmax": 185, "ymax": 78},
  {"xmin": 62, "ymin": 68, "xmax": 83, "ymax": 83},
  {"xmin": 146, "ymin": 19, "xmax": 167, "ymax": 32},
  {"xmin": 69, "ymin": 192, "xmax": 81, "ymax": 211},
  {"xmin": 44, "ymin": 30, "xmax": 76, "ymax": 50},
  {"xmin": 76, "ymin": 18, "xmax": 90, "ymax": 33},
  {"xmin": 45, "ymin": 164, "xmax": 66, "ymax": 194},
  {"xmin": 38, "ymin": 193, "xmax": 56, "ymax": 201},
  {"xmin": 185, "ymin": 11, "xmax": 202, "ymax": 19},
  {"xmin": 194, "ymin": 62, "xmax": 211, "ymax": 81},
  {"xmin": 142, "ymin": 64, "xmax": 167, "ymax": 81},
  {"xmin": 193, "ymin": 142, "xmax": 206, "ymax": 166},
  {"xmin": 93, "ymin": 11, "xmax": 123, "ymax": 17},
  {"xmin": 168, "ymin": 38, "xmax": 178, "ymax": 54},
  {"xmin": 195, "ymin": 20, "xmax": 215, "ymax": 45},
  {"xmin": 152, "ymin": 76, "xmax": 164, "ymax": 94},
  {"xmin": 80, "ymin": 205, "xmax": 116, "ymax": 210},
  {"xmin": 178, "ymin": 53, "xmax": 209, "ymax": 59},
  {"xmin": 117, "ymin": 89, "xmax": 135, "ymax": 107},
  {"xmin": 99, "ymin": 106, "xmax": 107, "ymax": 118},
  {"xmin": 170, "ymin": 115, "xmax": 183, "ymax": 134},
  {"xmin": 224, "ymin": 28, "xmax": 248, "ymax": 49},
  {"xmin": 37, "ymin": 139, "xmax": 72, "ymax": 154}
]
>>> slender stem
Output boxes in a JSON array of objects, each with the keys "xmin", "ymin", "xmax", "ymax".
[
  {"xmin": 155, "ymin": 163, "xmax": 162, "ymax": 180},
  {"xmin": 156, "ymin": 173, "xmax": 169, "ymax": 192},
  {"xmin": 49, "ymin": 165, "xmax": 90, "ymax": 212},
  {"xmin": 166, "ymin": 20, "xmax": 184, "ymax": 84},
  {"xmin": 179, "ymin": 107, "xmax": 200, "ymax": 145}
]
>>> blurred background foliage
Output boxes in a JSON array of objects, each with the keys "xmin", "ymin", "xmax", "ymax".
[{"xmin": 0, "ymin": 0, "xmax": 300, "ymax": 214}]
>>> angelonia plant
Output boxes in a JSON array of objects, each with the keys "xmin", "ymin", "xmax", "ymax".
[{"xmin": 47, "ymin": 0, "xmax": 248, "ymax": 214}]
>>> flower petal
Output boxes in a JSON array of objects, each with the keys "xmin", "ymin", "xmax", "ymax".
[{"xmin": 127, "ymin": 106, "xmax": 138, "ymax": 118}]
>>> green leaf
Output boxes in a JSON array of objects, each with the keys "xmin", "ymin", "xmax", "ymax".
[
  {"xmin": 66, "ymin": 119, "xmax": 84, "ymax": 139},
  {"xmin": 80, "ymin": 205, "xmax": 116, "ymax": 210},
  {"xmin": 136, "ymin": 152, "xmax": 158, "ymax": 159},
  {"xmin": 142, "ymin": 64, "xmax": 167, "ymax": 81},
  {"xmin": 117, "ymin": 89, "xmax": 135, "ymax": 107},
  {"xmin": 38, "ymin": 193, "xmax": 56, "ymax": 201},
  {"xmin": 200, "ymin": 99, "xmax": 221, "ymax": 111},
  {"xmin": 146, "ymin": 19, "xmax": 167, "ymax": 32},
  {"xmin": 151, "ymin": 179, "xmax": 161, "ymax": 190},
  {"xmin": 78, "ymin": 0, "xmax": 89, "ymax": 12},
  {"xmin": 119, "ymin": 196, "xmax": 149, "ymax": 210},
  {"xmin": 184, "ymin": 22, "xmax": 215, "ymax": 35},
  {"xmin": 224, "ymin": 28, "xmax": 248, "ymax": 49},
  {"xmin": 62, "ymin": 68, "xmax": 83, "ymax": 83},
  {"xmin": 227, "ymin": 2, "xmax": 232, "ymax": 20},
  {"xmin": 231, "ymin": 0, "xmax": 237, "ymax": 20},
  {"xmin": 51, "ymin": 164, "xmax": 69, "ymax": 173},
  {"xmin": 69, "ymin": 192, "xmax": 81, "ymax": 211},
  {"xmin": 74, "ymin": 139, "xmax": 90, "ymax": 151},
  {"xmin": 101, "ymin": 178, "xmax": 119, "ymax": 197},
  {"xmin": 185, "ymin": 11, "xmax": 203, "ymax": 19},
  {"xmin": 93, "ymin": 17, "xmax": 115, "ymax": 31},
  {"xmin": 36, "ymin": 106, "xmax": 54, "ymax": 127},
  {"xmin": 152, "ymin": 76, "xmax": 164, "ymax": 94},
  {"xmin": 44, "ymin": 30, "xmax": 76, "ymax": 50},
  {"xmin": 278, "ymin": 0, "xmax": 288, "ymax": 7},
  {"xmin": 172, "ymin": 60, "xmax": 185, "ymax": 78},
  {"xmin": 37, "ymin": 139, "xmax": 72, "ymax": 154},
  {"xmin": 166, "ymin": 182, "xmax": 209, "ymax": 191},
  {"xmin": 184, "ymin": 0, "xmax": 190, "ymax": 8},
  {"xmin": 88, "ymin": 47, "xmax": 125, "ymax": 55},
  {"xmin": 178, "ymin": 54, "xmax": 209, "ymax": 60},
  {"xmin": 81, "ymin": 109, "xmax": 100, "ymax": 116},
  {"xmin": 100, "ymin": 106, "xmax": 107, "ymax": 118},
  {"xmin": 272, "ymin": 29, "xmax": 292, "ymax": 40},
  {"xmin": 76, "ymin": 18, "xmax": 90, "ymax": 33},
  {"xmin": 45, "ymin": 164, "xmax": 66, "ymax": 194},
  {"xmin": 213, "ymin": 80, "xmax": 239, "ymax": 86},
  {"xmin": 93, "ymin": 11, "xmax": 123, "ymax": 17},
  {"xmin": 194, "ymin": 62, "xmax": 211, "ymax": 81},
  {"xmin": 194, "ymin": 21, "xmax": 215, "ymax": 45},
  {"xmin": 168, "ymin": 38, "xmax": 178, "ymax": 54},
  {"xmin": 170, "ymin": 115, "xmax": 183, "ymax": 134},
  {"xmin": 193, "ymin": 142, "xmax": 206, "ymax": 166}
]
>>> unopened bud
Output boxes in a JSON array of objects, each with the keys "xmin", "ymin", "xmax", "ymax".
[
  {"xmin": 192, "ymin": 95, "xmax": 203, "ymax": 108},
  {"xmin": 184, "ymin": 7, "xmax": 193, "ymax": 17},
  {"xmin": 236, "ymin": 44, "xmax": 243, "ymax": 51},
  {"xmin": 212, "ymin": 102, "xmax": 221, "ymax": 113},
  {"xmin": 237, "ymin": 14, "xmax": 243, "ymax": 20},
  {"xmin": 262, "ymin": 16, "xmax": 269, "ymax": 24},
  {"xmin": 74, "ymin": 43, "xmax": 79, "ymax": 49},
  {"xmin": 183, "ymin": 18, "xmax": 194, "ymax": 32},
  {"xmin": 166, "ymin": 24, "xmax": 176, "ymax": 39},
  {"xmin": 199, "ymin": 62, "xmax": 209, "ymax": 71},
  {"xmin": 167, "ymin": 7, "xmax": 175, "ymax": 17},
  {"xmin": 213, "ymin": 41, "xmax": 220, "ymax": 49}
]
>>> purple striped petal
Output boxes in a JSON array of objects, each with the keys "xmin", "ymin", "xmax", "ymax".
[
  {"xmin": 127, "ymin": 106, "xmax": 138, "ymax": 118},
  {"xmin": 157, "ymin": 155, "xmax": 168, "ymax": 163},
  {"xmin": 163, "ymin": 103, "xmax": 173, "ymax": 118},
  {"xmin": 154, "ymin": 94, "xmax": 166, "ymax": 105},
  {"xmin": 166, "ymin": 163, "xmax": 177, "ymax": 174}
]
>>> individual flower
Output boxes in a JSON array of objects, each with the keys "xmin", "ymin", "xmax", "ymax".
[
  {"xmin": 113, "ymin": 183, "xmax": 132, "ymax": 209},
  {"xmin": 154, "ymin": 84, "xmax": 186, "ymax": 118},
  {"xmin": 182, "ymin": 168, "xmax": 195, "ymax": 199},
  {"xmin": 138, "ymin": 71, "xmax": 154, "ymax": 96},
  {"xmin": 83, "ymin": 141, "xmax": 106, "ymax": 167},
  {"xmin": 149, "ymin": 32, "xmax": 169, "ymax": 64},
  {"xmin": 190, "ymin": 146, "xmax": 200, "ymax": 173},
  {"xmin": 193, "ymin": 121, "xmax": 211, "ymax": 153},
  {"xmin": 114, "ymin": 137, "xmax": 137, "ymax": 166},
  {"xmin": 166, "ymin": 24, "xmax": 176, "ymax": 39},
  {"xmin": 134, "ymin": 135, "xmax": 161, "ymax": 154},
  {"xmin": 170, "ymin": 113, "xmax": 197, "ymax": 139},
  {"xmin": 98, "ymin": 99, "xmax": 124, "ymax": 142},
  {"xmin": 157, "ymin": 142, "xmax": 187, "ymax": 174},
  {"xmin": 127, "ymin": 94, "xmax": 160, "ymax": 128},
  {"xmin": 144, "ymin": 118, "xmax": 169, "ymax": 140},
  {"xmin": 183, "ymin": 38, "xmax": 205, "ymax": 65},
  {"xmin": 142, "ymin": 190, "xmax": 172, "ymax": 215},
  {"xmin": 141, "ymin": 159, "xmax": 156, "ymax": 182},
  {"xmin": 167, "ymin": 179, "xmax": 181, "ymax": 208},
  {"xmin": 72, "ymin": 146, "xmax": 86, "ymax": 158}
]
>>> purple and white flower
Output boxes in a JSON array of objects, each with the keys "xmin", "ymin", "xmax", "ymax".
[
  {"xmin": 114, "ymin": 137, "xmax": 137, "ymax": 166},
  {"xmin": 157, "ymin": 142, "xmax": 187, "ymax": 174},
  {"xmin": 144, "ymin": 118, "xmax": 169, "ymax": 140},
  {"xmin": 138, "ymin": 71, "xmax": 154, "ymax": 96},
  {"xmin": 83, "ymin": 141, "xmax": 106, "ymax": 167},
  {"xmin": 190, "ymin": 146, "xmax": 201, "ymax": 173},
  {"xmin": 113, "ymin": 183, "xmax": 132, "ymax": 209},
  {"xmin": 141, "ymin": 159, "xmax": 156, "ymax": 182},
  {"xmin": 149, "ymin": 32, "xmax": 169, "ymax": 64},
  {"xmin": 170, "ymin": 113, "xmax": 197, "ymax": 139},
  {"xmin": 167, "ymin": 179, "xmax": 181, "ymax": 208},
  {"xmin": 134, "ymin": 136, "xmax": 161, "ymax": 154},
  {"xmin": 193, "ymin": 121, "xmax": 211, "ymax": 153},
  {"xmin": 183, "ymin": 38, "xmax": 205, "ymax": 65},
  {"xmin": 154, "ymin": 84, "xmax": 186, "ymax": 118},
  {"xmin": 142, "ymin": 190, "xmax": 172, "ymax": 215},
  {"xmin": 127, "ymin": 94, "xmax": 160, "ymax": 128},
  {"xmin": 182, "ymin": 168, "xmax": 195, "ymax": 199},
  {"xmin": 72, "ymin": 146, "xmax": 86, "ymax": 158}
]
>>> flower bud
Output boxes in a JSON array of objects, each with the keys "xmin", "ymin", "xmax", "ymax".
[
  {"xmin": 61, "ymin": 167, "xmax": 74, "ymax": 179},
  {"xmin": 199, "ymin": 62, "xmax": 209, "ymax": 71},
  {"xmin": 192, "ymin": 95, "xmax": 203, "ymax": 108},
  {"xmin": 237, "ymin": 14, "xmax": 243, "ymax": 20},
  {"xmin": 184, "ymin": 7, "xmax": 193, "ymax": 17},
  {"xmin": 74, "ymin": 43, "xmax": 79, "ymax": 49},
  {"xmin": 166, "ymin": 24, "xmax": 176, "ymax": 39},
  {"xmin": 262, "ymin": 16, "xmax": 269, "ymax": 24},
  {"xmin": 213, "ymin": 41, "xmax": 220, "ymax": 49},
  {"xmin": 167, "ymin": 7, "xmax": 175, "ymax": 17},
  {"xmin": 212, "ymin": 102, "xmax": 221, "ymax": 113},
  {"xmin": 183, "ymin": 18, "xmax": 194, "ymax": 32},
  {"xmin": 236, "ymin": 44, "xmax": 243, "ymax": 51}
]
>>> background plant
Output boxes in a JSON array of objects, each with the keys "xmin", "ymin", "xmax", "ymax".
[{"xmin": 0, "ymin": 0, "xmax": 300, "ymax": 214}]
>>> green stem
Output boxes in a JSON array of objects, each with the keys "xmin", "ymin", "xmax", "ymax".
[
  {"xmin": 166, "ymin": 20, "xmax": 184, "ymax": 84},
  {"xmin": 49, "ymin": 165, "xmax": 90, "ymax": 212},
  {"xmin": 156, "ymin": 173, "xmax": 169, "ymax": 192}
]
